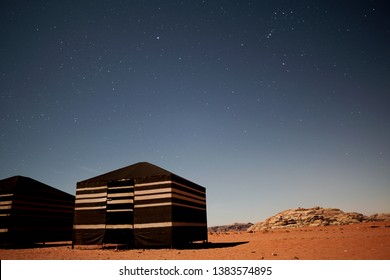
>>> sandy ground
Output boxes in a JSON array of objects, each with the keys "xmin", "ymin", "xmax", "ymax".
[{"xmin": 1, "ymin": 221, "xmax": 389, "ymax": 260}]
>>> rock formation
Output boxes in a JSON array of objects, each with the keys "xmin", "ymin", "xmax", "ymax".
[
  {"xmin": 208, "ymin": 223, "xmax": 253, "ymax": 233},
  {"xmin": 247, "ymin": 206, "xmax": 384, "ymax": 232}
]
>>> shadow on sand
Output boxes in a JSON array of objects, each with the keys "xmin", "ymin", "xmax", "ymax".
[
  {"xmin": 174, "ymin": 241, "xmax": 249, "ymax": 250},
  {"xmin": 1, "ymin": 241, "xmax": 72, "ymax": 249},
  {"xmin": 100, "ymin": 241, "xmax": 249, "ymax": 250},
  {"xmin": 2, "ymin": 240, "xmax": 249, "ymax": 250}
]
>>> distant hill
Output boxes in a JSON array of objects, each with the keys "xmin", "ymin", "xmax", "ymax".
[
  {"xmin": 247, "ymin": 206, "xmax": 390, "ymax": 232},
  {"xmin": 208, "ymin": 222, "xmax": 253, "ymax": 233}
]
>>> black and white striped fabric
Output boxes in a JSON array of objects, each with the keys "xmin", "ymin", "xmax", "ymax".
[
  {"xmin": 0, "ymin": 176, "xmax": 75, "ymax": 246},
  {"xmin": 72, "ymin": 162, "xmax": 207, "ymax": 247}
]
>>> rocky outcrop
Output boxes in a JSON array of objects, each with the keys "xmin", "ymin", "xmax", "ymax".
[
  {"xmin": 209, "ymin": 223, "xmax": 253, "ymax": 233},
  {"xmin": 369, "ymin": 213, "xmax": 390, "ymax": 222},
  {"xmin": 247, "ymin": 206, "xmax": 379, "ymax": 232}
]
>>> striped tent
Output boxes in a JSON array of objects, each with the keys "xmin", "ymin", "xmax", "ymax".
[
  {"xmin": 72, "ymin": 162, "xmax": 207, "ymax": 248},
  {"xmin": 0, "ymin": 176, "xmax": 75, "ymax": 246}
]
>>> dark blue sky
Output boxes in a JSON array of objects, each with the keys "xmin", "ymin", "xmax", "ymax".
[{"xmin": 1, "ymin": 0, "xmax": 389, "ymax": 225}]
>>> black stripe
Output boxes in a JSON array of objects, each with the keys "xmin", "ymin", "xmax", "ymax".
[
  {"xmin": 107, "ymin": 179, "xmax": 134, "ymax": 187},
  {"xmin": 13, "ymin": 195, "xmax": 74, "ymax": 207},
  {"xmin": 77, "ymin": 181, "xmax": 106, "ymax": 188},
  {"xmin": 76, "ymin": 189, "xmax": 107, "ymax": 195},
  {"xmin": 106, "ymin": 212, "xmax": 133, "ymax": 224},
  {"xmin": 12, "ymin": 201, "xmax": 74, "ymax": 211},
  {"xmin": 172, "ymin": 205, "xmax": 207, "ymax": 223},
  {"xmin": 11, "ymin": 206, "xmax": 74, "ymax": 214},
  {"xmin": 135, "ymin": 184, "xmax": 171, "ymax": 192},
  {"xmin": 75, "ymin": 202, "xmax": 106, "ymax": 208},
  {"xmin": 0, "ymin": 215, "xmax": 11, "ymax": 227},
  {"xmin": 107, "ymin": 188, "xmax": 133, "ymax": 194},
  {"xmin": 107, "ymin": 203, "xmax": 133, "ymax": 210},
  {"xmin": 135, "ymin": 197, "xmax": 171, "ymax": 206},
  {"xmin": 134, "ymin": 205, "xmax": 172, "ymax": 224},
  {"xmin": 10, "ymin": 216, "xmax": 73, "ymax": 229},
  {"xmin": 73, "ymin": 209, "xmax": 106, "ymax": 225}
]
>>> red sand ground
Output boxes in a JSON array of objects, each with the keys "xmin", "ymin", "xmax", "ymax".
[{"xmin": 1, "ymin": 221, "xmax": 389, "ymax": 260}]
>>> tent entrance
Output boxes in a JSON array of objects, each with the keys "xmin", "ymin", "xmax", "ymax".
[{"xmin": 103, "ymin": 179, "xmax": 134, "ymax": 246}]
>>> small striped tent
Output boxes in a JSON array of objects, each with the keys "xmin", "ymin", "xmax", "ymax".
[
  {"xmin": 72, "ymin": 162, "xmax": 207, "ymax": 248},
  {"xmin": 0, "ymin": 176, "xmax": 75, "ymax": 246}
]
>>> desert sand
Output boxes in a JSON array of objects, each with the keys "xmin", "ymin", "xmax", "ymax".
[{"xmin": 1, "ymin": 221, "xmax": 389, "ymax": 260}]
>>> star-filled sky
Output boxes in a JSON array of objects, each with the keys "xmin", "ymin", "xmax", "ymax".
[{"xmin": 1, "ymin": 0, "xmax": 389, "ymax": 226}]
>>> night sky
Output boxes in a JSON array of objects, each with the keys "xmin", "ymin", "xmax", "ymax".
[{"xmin": 1, "ymin": 1, "xmax": 389, "ymax": 226}]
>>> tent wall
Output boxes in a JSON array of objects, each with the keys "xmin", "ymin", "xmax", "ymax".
[
  {"xmin": 134, "ymin": 175, "xmax": 207, "ymax": 247},
  {"xmin": 104, "ymin": 180, "xmax": 134, "ymax": 245},
  {"xmin": 0, "ymin": 191, "xmax": 12, "ymax": 244},
  {"xmin": 133, "ymin": 175, "xmax": 173, "ymax": 247},
  {"xmin": 73, "ymin": 180, "xmax": 135, "ymax": 246},
  {"xmin": 73, "ymin": 181, "xmax": 108, "ymax": 245},
  {"xmin": 0, "ymin": 176, "xmax": 75, "ymax": 246},
  {"xmin": 72, "ymin": 162, "xmax": 207, "ymax": 248}
]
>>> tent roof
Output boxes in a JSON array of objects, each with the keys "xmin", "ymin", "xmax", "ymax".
[
  {"xmin": 78, "ymin": 162, "xmax": 175, "ymax": 184},
  {"xmin": 0, "ymin": 175, "xmax": 20, "ymax": 190},
  {"xmin": 0, "ymin": 175, "xmax": 49, "ymax": 190},
  {"xmin": 0, "ymin": 175, "xmax": 74, "ymax": 198}
]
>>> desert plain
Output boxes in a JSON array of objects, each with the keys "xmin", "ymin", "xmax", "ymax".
[{"xmin": 1, "ymin": 221, "xmax": 389, "ymax": 260}]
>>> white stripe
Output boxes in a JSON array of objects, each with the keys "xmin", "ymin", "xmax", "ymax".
[
  {"xmin": 76, "ymin": 197, "xmax": 107, "ymax": 204},
  {"xmin": 0, "ymin": 214, "xmax": 11, "ymax": 217},
  {"xmin": 73, "ymin": 224, "xmax": 134, "ymax": 229},
  {"xmin": 108, "ymin": 186, "xmax": 134, "ymax": 190},
  {"xmin": 134, "ymin": 202, "xmax": 171, "ymax": 208},
  {"xmin": 134, "ymin": 222, "xmax": 207, "ymax": 229},
  {"xmin": 107, "ymin": 193, "xmax": 134, "ymax": 198},
  {"xmin": 135, "ymin": 181, "xmax": 171, "ymax": 187},
  {"xmin": 135, "ymin": 193, "xmax": 171, "ymax": 200},
  {"xmin": 107, "ymin": 209, "xmax": 133, "ymax": 212},
  {"xmin": 134, "ymin": 202, "xmax": 206, "ymax": 211},
  {"xmin": 77, "ymin": 186, "xmax": 107, "ymax": 191},
  {"xmin": 0, "ymin": 205, "xmax": 11, "ymax": 210},
  {"xmin": 0, "ymin": 201, "xmax": 12, "ymax": 205},
  {"xmin": 73, "ymin": 224, "xmax": 106, "ymax": 229},
  {"xmin": 135, "ymin": 188, "xmax": 171, "ymax": 195},
  {"xmin": 0, "ymin": 194, "xmax": 13, "ymax": 198},
  {"xmin": 0, "ymin": 228, "xmax": 9, "ymax": 233},
  {"xmin": 75, "ymin": 206, "xmax": 106, "ymax": 210},
  {"xmin": 134, "ymin": 222, "xmax": 172, "ymax": 229},
  {"xmin": 76, "ymin": 193, "xmax": 107, "ymax": 199},
  {"xmin": 172, "ymin": 188, "xmax": 206, "ymax": 201},
  {"xmin": 105, "ymin": 224, "xmax": 133, "ymax": 229},
  {"xmin": 107, "ymin": 199, "xmax": 133, "ymax": 204}
]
